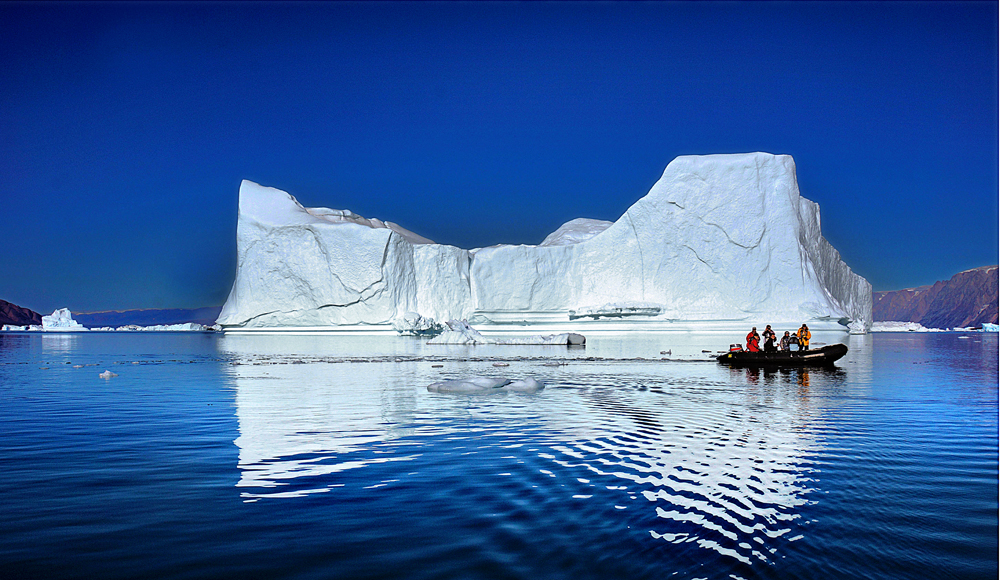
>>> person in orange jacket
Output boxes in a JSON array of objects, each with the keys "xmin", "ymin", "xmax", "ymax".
[
  {"xmin": 746, "ymin": 327, "xmax": 760, "ymax": 352},
  {"xmin": 797, "ymin": 324, "xmax": 811, "ymax": 351}
]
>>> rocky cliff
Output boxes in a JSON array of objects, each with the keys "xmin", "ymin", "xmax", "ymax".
[
  {"xmin": 873, "ymin": 266, "xmax": 999, "ymax": 328},
  {"xmin": 0, "ymin": 299, "xmax": 42, "ymax": 327}
]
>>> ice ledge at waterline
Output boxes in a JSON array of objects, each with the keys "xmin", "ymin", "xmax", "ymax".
[{"xmin": 217, "ymin": 152, "xmax": 873, "ymax": 333}]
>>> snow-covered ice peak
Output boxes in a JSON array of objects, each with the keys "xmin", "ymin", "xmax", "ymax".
[
  {"xmin": 539, "ymin": 218, "xmax": 613, "ymax": 247},
  {"xmin": 238, "ymin": 180, "xmax": 435, "ymax": 245}
]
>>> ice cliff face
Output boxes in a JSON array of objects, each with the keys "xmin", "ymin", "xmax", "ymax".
[{"xmin": 218, "ymin": 153, "xmax": 873, "ymax": 332}]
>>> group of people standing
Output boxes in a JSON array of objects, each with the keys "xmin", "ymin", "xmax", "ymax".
[{"xmin": 744, "ymin": 324, "xmax": 811, "ymax": 353}]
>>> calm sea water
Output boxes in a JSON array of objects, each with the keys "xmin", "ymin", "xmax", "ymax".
[{"xmin": 1, "ymin": 331, "xmax": 996, "ymax": 580}]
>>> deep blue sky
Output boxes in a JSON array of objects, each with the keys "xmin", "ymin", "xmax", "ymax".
[{"xmin": 2, "ymin": 1, "xmax": 997, "ymax": 313}]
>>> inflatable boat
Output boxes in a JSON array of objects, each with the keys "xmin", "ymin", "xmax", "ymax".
[{"xmin": 717, "ymin": 343, "xmax": 848, "ymax": 368}]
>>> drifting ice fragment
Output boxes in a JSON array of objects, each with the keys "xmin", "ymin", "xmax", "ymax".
[
  {"xmin": 426, "ymin": 376, "xmax": 544, "ymax": 394},
  {"xmin": 427, "ymin": 320, "xmax": 585, "ymax": 345}
]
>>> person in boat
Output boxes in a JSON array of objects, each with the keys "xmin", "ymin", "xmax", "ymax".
[
  {"xmin": 797, "ymin": 324, "xmax": 811, "ymax": 351},
  {"xmin": 745, "ymin": 327, "xmax": 760, "ymax": 352},
  {"xmin": 762, "ymin": 325, "xmax": 776, "ymax": 352},
  {"xmin": 779, "ymin": 331, "xmax": 792, "ymax": 351}
]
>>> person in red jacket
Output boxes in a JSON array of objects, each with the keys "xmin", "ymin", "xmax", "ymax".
[{"xmin": 746, "ymin": 327, "xmax": 761, "ymax": 352}]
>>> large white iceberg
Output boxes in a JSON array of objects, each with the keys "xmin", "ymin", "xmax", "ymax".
[
  {"xmin": 41, "ymin": 308, "xmax": 88, "ymax": 331},
  {"xmin": 218, "ymin": 153, "xmax": 872, "ymax": 333}
]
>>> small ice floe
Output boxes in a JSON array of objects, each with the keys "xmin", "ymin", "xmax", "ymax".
[
  {"xmin": 493, "ymin": 362, "xmax": 509, "ymax": 367},
  {"xmin": 428, "ymin": 320, "xmax": 585, "ymax": 346},
  {"xmin": 98, "ymin": 370, "xmax": 118, "ymax": 379},
  {"xmin": 504, "ymin": 378, "xmax": 544, "ymax": 393},
  {"xmin": 392, "ymin": 312, "xmax": 443, "ymax": 336},
  {"xmin": 426, "ymin": 376, "xmax": 544, "ymax": 394},
  {"xmin": 660, "ymin": 350, "xmax": 671, "ymax": 355},
  {"xmin": 427, "ymin": 377, "xmax": 510, "ymax": 393}
]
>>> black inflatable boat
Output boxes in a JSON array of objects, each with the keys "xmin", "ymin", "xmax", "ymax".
[{"xmin": 717, "ymin": 343, "xmax": 848, "ymax": 368}]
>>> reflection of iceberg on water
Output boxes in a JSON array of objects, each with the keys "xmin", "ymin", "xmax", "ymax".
[
  {"xmin": 547, "ymin": 369, "xmax": 829, "ymax": 566},
  {"xmin": 224, "ymin": 327, "xmax": 844, "ymax": 565},
  {"xmin": 41, "ymin": 333, "xmax": 80, "ymax": 353},
  {"xmin": 229, "ymin": 356, "xmax": 420, "ymax": 501}
]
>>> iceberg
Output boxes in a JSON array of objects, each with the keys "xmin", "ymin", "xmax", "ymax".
[
  {"xmin": 87, "ymin": 323, "xmax": 212, "ymax": 331},
  {"xmin": 218, "ymin": 152, "xmax": 872, "ymax": 333},
  {"xmin": 41, "ymin": 308, "xmax": 88, "ymax": 331},
  {"xmin": 869, "ymin": 321, "xmax": 942, "ymax": 332}
]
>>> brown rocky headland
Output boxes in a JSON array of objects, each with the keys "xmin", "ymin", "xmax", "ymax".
[
  {"xmin": 873, "ymin": 266, "xmax": 999, "ymax": 329},
  {"xmin": 0, "ymin": 299, "xmax": 42, "ymax": 326}
]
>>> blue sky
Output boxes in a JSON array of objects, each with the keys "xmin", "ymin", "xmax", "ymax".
[{"xmin": 2, "ymin": 1, "xmax": 997, "ymax": 313}]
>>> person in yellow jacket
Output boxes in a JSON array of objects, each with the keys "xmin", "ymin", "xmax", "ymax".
[{"xmin": 797, "ymin": 324, "xmax": 811, "ymax": 351}]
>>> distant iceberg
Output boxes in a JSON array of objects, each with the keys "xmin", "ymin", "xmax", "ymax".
[
  {"xmin": 869, "ymin": 321, "xmax": 999, "ymax": 332},
  {"xmin": 90, "ymin": 323, "xmax": 215, "ymax": 332},
  {"xmin": 869, "ymin": 321, "xmax": 945, "ymax": 333},
  {"xmin": 218, "ymin": 153, "xmax": 872, "ymax": 333},
  {"xmin": 41, "ymin": 308, "xmax": 88, "ymax": 332}
]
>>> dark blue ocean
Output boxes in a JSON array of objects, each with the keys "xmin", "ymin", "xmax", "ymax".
[{"xmin": 1, "ymin": 331, "xmax": 996, "ymax": 580}]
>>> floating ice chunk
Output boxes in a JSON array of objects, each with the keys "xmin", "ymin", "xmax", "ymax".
[
  {"xmin": 427, "ymin": 319, "xmax": 490, "ymax": 344},
  {"xmin": 426, "ymin": 377, "xmax": 511, "ymax": 393},
  {"xmin": 504, "ymin": 378, "xmax": 545, "ymax": 393},
  {"xmin": 41, "ymin": 308, "xmax": 88, "ymax": 331},
  {"xmin": 99, "ymin": 370, "xmax": 118, "ymax": 379},
  {"xmin": 427, "ymin": 320, "xmax": 585, "ymax": 345},
  {"xmin": 392, "ymin": 312, "xmax": 443, "ymax": 335},
  {"xmin": 426, "ymin": 376, "xmax": 544, "ymax": 393},
  {"xmin": 981, "ymin": 323, "xmax": 999, "ymax": 332},
  {"xmin": 493, "ymin": 333, "xmax": 585, "ymax": 345}
]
